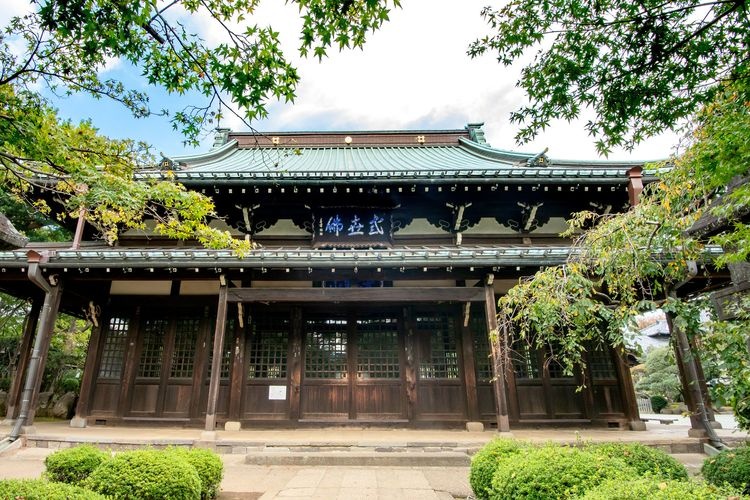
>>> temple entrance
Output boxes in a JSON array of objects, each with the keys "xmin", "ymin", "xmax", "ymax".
[{"xmin": 300, "ymin": 310, "xmax": 407, "ymax": 421}]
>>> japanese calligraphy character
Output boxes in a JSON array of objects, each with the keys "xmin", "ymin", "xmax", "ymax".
[
  {"xmin": 348, "ymin": 215, "xmax": 364, "ymax": 236},
  {"xmin": 325, "ymin": 215, "xmax": 344, "ymax": 236},
  {"xmin": 368, "ymin": 214, "xmax": 384, "ymax": 235}
]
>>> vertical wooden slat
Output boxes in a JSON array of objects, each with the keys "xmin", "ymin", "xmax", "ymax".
[
  {"xmin": 155, "ymin": 319, "xmax": 177, "ymax": 417},
  {"xmin": 189, "ymin": 307, "xmax": 211, "ymax": 419},
  {"xmin": 459, "ymin": 303, "xmax": 480, "ymax": 422},
  {"xmin": 288, "ymin": 307, "xmax": 303, "ymax": 421},
  {"xmin": 484, "ymin": 279, "xmax": 510, "ymax": 432},
  {"xmin": 347, "ymin": 310, "xmax": 357, "ymax": 421},
  {"xmin": 117, "ymin": 306, "xmax": 141, "ymax": 417},
  {"xmin": 5, "ymin": 299, "xmax": 41, "ymax": 421},
  {"xmin": 403, "ymin": 307, "xmax": 418, "ymax": 423},
  {"xmin": 26, "ymin": 283, "xmax": 63, "ymax": 424},
  {"xmin": 205, "ymin": 279, "xmax": 228, "ymax": 431},
  {"xmin": 72, "ymin": 311, "xmax": 105, "ymax": 422},
  {"xmin": 613, "ymin": 345, "xmax": 643, "ymax": 428}
]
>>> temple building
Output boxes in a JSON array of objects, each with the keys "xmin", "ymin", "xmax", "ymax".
[{"xmin": 0, "ymin": 124, "xmax": 649, "ymax": 431}]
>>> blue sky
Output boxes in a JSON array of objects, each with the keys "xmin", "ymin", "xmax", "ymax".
[{"xmin": 8, "ymin": 0, "xmax": 680, "ymax": 161}]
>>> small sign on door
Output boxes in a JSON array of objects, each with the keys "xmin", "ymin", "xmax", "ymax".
[{"xmin": 268, "ymin": 385, "xmax": 287, "ymax": 400}]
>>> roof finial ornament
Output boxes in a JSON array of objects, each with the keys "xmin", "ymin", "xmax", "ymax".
[
  {"xmin": 526, "ymin": 147, "xmax": 550, "ymax": 167},
  {"xmin": 465, "ymin": 123, "xmax": 488, "ymax": 145},
  {"xmin": 212, "ymin": 127, "xmax": 231, "ymax": 149}
]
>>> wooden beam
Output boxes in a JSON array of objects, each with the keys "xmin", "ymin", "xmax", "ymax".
[
  {"xmin": 288, "ymin": 307, "xmax": 303, "ymax": 421},
  {"xmin": 484, "ymin": 279, "xmax": 510, "ymax": 432},
  {"xmin": 227, "ymin": 287, "xmax": 485, "ymax": 303},
  {"xmin": 72, "ymin": 310, "xmax": 105, "ymax": 425},
  {"xmin": 459, "ymin": 303, "xmax": 480, "ymax": 422},
  {"xmin": 205, "ymin": 279, "xmax": 228, "ymax": 431}
]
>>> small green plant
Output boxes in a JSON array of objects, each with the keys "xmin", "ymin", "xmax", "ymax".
[
  {"xmin": 85, "ymin": 449, "xmax": 201, "ymax": 500},
  {"xmin": 650, "ymin": 395, "xmax": 669, "ymax": 414},
  {"xmin": 0, "ymin": 376, "xmax": 10, "ymax": 392},
  {"xmin": 44, "ymin": 444, "xmax": 109, "ymax": 486},
  {"xmin": 702, "ymin": 445, "xmax": 750, "ymax": 494},
  {"xmin": 590, "ymin": 442, "xmax": 688, "ymax": 480},
  {"xmin": 469, "ymin": 438, "xmax": 529, "ymax": 499},
  {"xmin": 0, "ymin": 478, "xmax": 107, "ymax": 499},
  {"xmin": 489, "ymin": 445, "xmax": 636, "ymax": 499},
  {"xmin": 580, "ymin": 477, "xmax": 741, "ymax": 499},
  {"xmin": 166, "ymin": 447, "xmax": 224, "ymax": 499},
  {"xmin": 58, "ymin": 376, "xmax": 81, "ymax": 394}
]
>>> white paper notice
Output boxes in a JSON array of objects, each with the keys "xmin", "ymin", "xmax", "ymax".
[{"xmin": 268, "ymin": 385, "xmax": 287, "ymax": 400}]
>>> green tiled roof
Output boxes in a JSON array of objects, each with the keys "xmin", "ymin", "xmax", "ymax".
[{"xmin": 150, "ymin": 128, "xmax": 653, "ymax": 183}]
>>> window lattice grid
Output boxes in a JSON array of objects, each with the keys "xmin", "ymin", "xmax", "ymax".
[
  {"xmin": 416, "ymin": 314, "xmax": 459, "ymax": 379},
  {"xmin": 547, "ymin": 358, "xmax": 572, "ymax": 379},
  {"xmin": 138, "ymin": 319, "xmax": 167, "ymax": 378},
  {"xmin": 590, "ymin": 347, "xmax": 617, "ymax": 380},
  {"xmin": 304, "ymin": 318, "xmax": 348, "ymax": 379},
  {"xmin": 511, "ymin": 341, "xmax": 540, "ymax": 380},
  {"xmin": 356, "ymin": 317, "xmax": 400, "ymax": 379},
  {"xmin": 248, "ymin": 316, "xmax": 289, "ymax": 380},
  {"xmin": 170, "ymin": 318, "xmax": 201, "ymax": 378},
  {"xmin": 208, "ymin": 318, "xmax": 234, "ymax": 380},
  {"xmin": 98, "ymin": 316, "xmax": 129, "ymax": 379},
  {"xmin": 470, "ymin": 312, "xmax": 493, "ymax": 382}
]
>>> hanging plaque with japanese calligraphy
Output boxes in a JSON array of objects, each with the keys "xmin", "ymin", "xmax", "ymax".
[{"xmin": 313, "ymin": 207, "xmax": 393, "ymax": 248}]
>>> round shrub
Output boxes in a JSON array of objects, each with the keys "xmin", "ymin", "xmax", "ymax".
[
  {"xmin": 0, "ymin": 478, "xmax": 107, "ymax": 499},
  {"xmin": 167, "ymin": 447, "xmax": 224, "ymax": 499},
  {"xmin": 581, "ymin": 477, "xmax": 741, "ymax": 499},
  {"xmin": 489, "ymin": 445, "xmax": 637, "ymax": 499},
  {"xmin": 651, "ymin": 395, "xmax": 669, "ymax": 414},
  {"xmin": 469, "ymin": 438, "xmax": 529, "ymax": 499},
  {"xmin": 44, "ymin": 444, "xmax": 110, "ymax": 485},
  {"xmin": 702, "ymin": 445, "xmax": 750, "ymax": 494},
  {"xmin": 85, "ymin": 449, "xmax": 201, "ymax": 500},
  {"xmin": 590, "ymin": 442, "xmax": 688, "ymax": 480},
  {"xmin": 58, "ymin": 376, "xmax": 81, "ymax": 394}
]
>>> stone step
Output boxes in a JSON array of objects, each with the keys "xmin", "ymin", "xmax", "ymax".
[{"xmin": 244, "ymin": 450, "xmax": 470, "ymax": 466}]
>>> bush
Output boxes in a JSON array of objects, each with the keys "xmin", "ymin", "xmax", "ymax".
[
  {"xmin": 469, "ymin": 439, "xmax": 528, "ymax": 499},
  {"xmin": 0, "ymin": 478, "xmax": 107, "ymax": 499},
  {"xmin": 85, "ymin": 449, "xmax": 201, "ymax": 500},
  {"xmin": 44, "ymin": 444, "xmax": 110, "ymax": 485},
  {"xmin": 58, "ymin": 376, "xmax": 81, "ymax": 394},
  {"xmin": 590, "ymin": 442, "xmax": 688, "ymax": 480},
  {"xmin": 581, "ymin": 477, "xmax": 741, "ymax": 499},
  {"xmin": 167, "ymin": 447, "xmax": 224, "ymax": 499},
  {"xmin": 702, "ymin": 445, "xmax": 750, "ymax": 494},
  {"xmin": 489, "ymin": 446, "xmax": 636, "ymax": 499},
  {"xmin": 651, "ymin": 395, "xmax": 669, "ymax": 414}
]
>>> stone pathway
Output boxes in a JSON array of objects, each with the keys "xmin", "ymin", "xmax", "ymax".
[{"xmin": 0, "ymin": 448, "xmax": 472, "ymax": 499}]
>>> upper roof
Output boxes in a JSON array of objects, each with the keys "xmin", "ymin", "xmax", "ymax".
[{"xmin": 149, "ymin": 124, "xmax": 653, "ymax": 183}]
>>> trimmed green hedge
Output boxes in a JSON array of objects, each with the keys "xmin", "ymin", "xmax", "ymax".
[
  {"xmin": 702, "ymin": 445, "xmax": 750, "ymax": 494},
  {"xmin": 44, "ymin": 444, "xmax": 110, "ymax": 486},
  {"xmin": 581, "ymin": 477, "xmax": 741, "ymax": 499},
  {"xmin": 85, "ymin": 449, "xmax": 201, "ymax": 499},
  {"xmin": 589, "ymin": 442, "xmax": 688, "ymax": 480},
  {"xmin": 489, "ymin": 446, "xmax": 636, "ymax": 499},
  {"xmin": 167, "ymin": 447, "xmax": 224, "ymax": 499},
  {"xmin": 469, "ymin": 438, "xmax": 529, "ymax": 499},
  {"xmin": 0, "ymin": 479, "xmax": 106, "ymax": 499}
]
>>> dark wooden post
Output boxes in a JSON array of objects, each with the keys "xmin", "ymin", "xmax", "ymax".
[
  {"xmin": 627, "ymin": 166, "xmax": 644, "ymax": 206},
  {"xmin": 459, "ymin": 303, "xmax": 480, "ymax": 423},
  {"xmin": 403, "ymin": 307, "xmax": 418, "ymax": 423},
  {"xmin": 117, "ymin": 306, "xmax": 141, "ymax": 418},
  {"xmin": 228, "ymin": 308, "xmax": 246, "ymax": 422},
  {"xmin": 4, "ymin": 299, "xmax": 41, "ymax": 422},
  {"xmin": 613, "ymin": 345, "xmax": 645, "ymax": 430},
  {"xmin": 288, "ymin": 307, "xmax": 303, "ymax": 421},
  {"xmin": 71, "ymin": 310, "xmax": 105, "ymax": 427},
  {"xmin": 484, "ymin": 276, "xmax": 510, "ymax": 432},
  {"xmin": 205, "ymin": 278, "xmax": 228, "ymax": 431},
  {"xmin": 26, "ymin": 282, "xmax": 63, "ymax": 424},
  {"xmin": 190, "ymin": 307, "xmax": 212, "ymax": 420}
]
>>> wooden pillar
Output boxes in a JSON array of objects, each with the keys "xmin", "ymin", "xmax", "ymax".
[
  {"xmin": 117, "ymin": 306, "xmax": 141, "ymax": 418},
  {"xmin": 190, "ymin": 307, "xmax": 212, "ymax": 420},
  {"xmin": 5, "ymin": 299, "xmax": 41, "ymax": 422},
  {"xmin": 71, "ymin": 311, "xmax": 105, "ymax": 426},
  {"xmin": 26, "ymin": 282, "xmax": 63, "ymax": 424},
  {"xmin": 228, "ymin": 307, "xmax": 246, "ymax": 422},
  {"xmin": 627, "ymin": 166, "xmax": 644, "ymax": 206},
  {"xmin": 484, "ymin": 276, "xmax": 510, "ymax": 432},
  {"xmin": 459, "ymin": 303, "xmax": 480, "ymax": 422},
  {"xmin": 403, "ymin": 307, "xmax": 418, "ymax": 423},
  {"xmin": 205, "ymin": 278, "xmax": 228, "ymax": 431},
  {"xmin": 613, "ymin": 345, "xmax": 645, "ymax": 430},
  {"xmin": 288, "ymin": 307, "xmax": 303, "ymax": 421}
]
